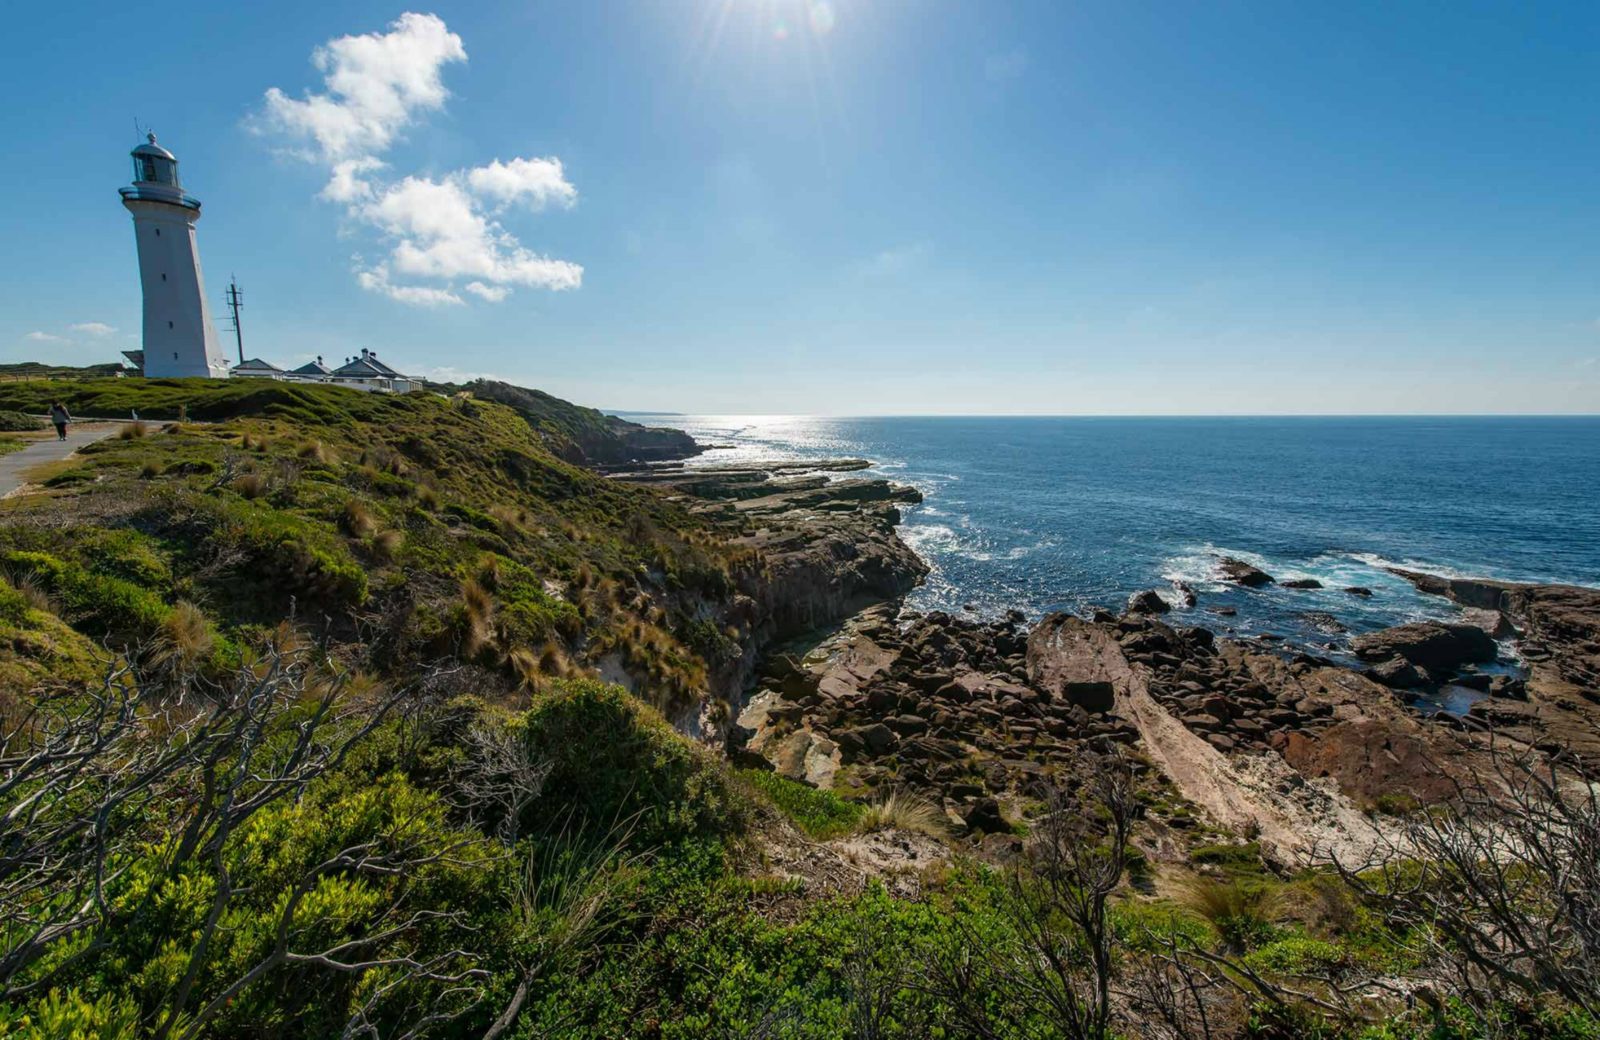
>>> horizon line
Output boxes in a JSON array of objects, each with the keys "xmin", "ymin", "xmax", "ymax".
[{"xmin": 607, "ymin": 410, "xmax": 1600, "ymax": 420}]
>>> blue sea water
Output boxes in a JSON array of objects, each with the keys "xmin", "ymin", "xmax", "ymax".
[{"xmin": 628, "ymin": 415, "xmax": 1600, "ymax": 658}]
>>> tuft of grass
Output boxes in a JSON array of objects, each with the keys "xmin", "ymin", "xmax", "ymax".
[
  {"xmin": 372, "ymin": 528, "xmax": 403, "ymax": 562},
  {"xmin": 461, "ymin": 578, "xmax": 495, "ymax": 658},
  {"xmin": 342, "ymin": 499, "xmax": 378, "ymax": 538},
  {"xmin": 117, "ymin": 421, "xmax": 148, "ymax": 440},
  {"xmin": 232, "ymin": 472, "xmax": 268, "ymax": 500},
  {"xmin": 298, "ymin": 439, "xmax": 331, "ymax": 465},
  {"xmin": 742, "ymin": 769, "xmax": 865, "ymax": 840},
  {"xmin": 152, "ymin": 600, "xmax": 214, "ymax": 671},
  {"xmin": 1183, "ymin": 877, "xmax": 1280, "ymax": 953},
  {"xmin": 3, "ymin": 573, "xmax": 52, "ymax": 615},
  {"xmin": 857, "ymin": 788, "xmax": 949, "ymax": 839}
]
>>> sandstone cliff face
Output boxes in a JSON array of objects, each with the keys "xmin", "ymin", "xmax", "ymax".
[{"xmin": 613, "ymin": 459, "xmax": 930, "ymax": 730}]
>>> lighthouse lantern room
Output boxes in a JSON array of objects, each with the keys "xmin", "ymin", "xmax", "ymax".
[{"xmin": 120, "ymin": 133, "xmax": 231, "ymax": 379}]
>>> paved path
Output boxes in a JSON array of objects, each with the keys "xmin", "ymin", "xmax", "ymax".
[{"xmin": 0, "ymin": 425, "xmax": 119, "ymax": 498}]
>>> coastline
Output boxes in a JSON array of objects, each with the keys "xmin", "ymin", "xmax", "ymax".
[{"xmin": 630, "ymin": 421, "xmax": 1600, "ymax": 865}]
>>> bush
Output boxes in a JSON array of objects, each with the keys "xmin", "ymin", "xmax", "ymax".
[
  {"xmin": 0, "ymin": 410, "xmax": 42, "ymax": 432},
  {"xmin": 1, "ymin": 549, "xmax": 170, "ymax": 643},
  {"xmin": 741, "ymin": 769, "xmax": 864, "ymax": 840},
  {"xmin": 520, "ymin": 679, "xmax": 748, "ymax": 848},
  {"xmin": 1189, "ymin": 840, "xmax": 1263, "ymax": 872}
]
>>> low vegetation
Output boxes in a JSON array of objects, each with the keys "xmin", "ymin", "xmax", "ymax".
[{"xmin": 0, "ymin": 376, "xmax": 1594, "ymax": 1039}]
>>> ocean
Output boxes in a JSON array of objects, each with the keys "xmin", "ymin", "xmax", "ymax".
[{"xmin": 628, "ymin": 414, "xmax": 1600, "ymax": 661}]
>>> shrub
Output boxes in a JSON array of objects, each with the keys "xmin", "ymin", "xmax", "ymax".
[
  {"xmin": 0, "ymin": 410, "xmax": 42, "ymax": 432},
  {"xmin": 1, "ymin": 549, "xmax": 170, "ymax": 643},
  {"xmin": 1189, "ymin": 840, "xmax": 1264, "ymax": 872},
  {"xmin": 0, "ymin": 988, "xmax": 141, "ymax": 1040},
  {"xmin": 742, "ymin": 769, "xmax": 865, "ymax": 840},
  {"xmin": 519, "ymin": 678, "xmax": 748, "ymax": 848}
]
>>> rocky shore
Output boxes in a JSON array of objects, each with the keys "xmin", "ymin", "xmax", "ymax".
[
  {"xmin": 611, "ymin": 456, "xmax": 930, "ymax": 723},
  {"xmin": 665, "ymin": 451, "xmax": 1600, "ymax": 869}
]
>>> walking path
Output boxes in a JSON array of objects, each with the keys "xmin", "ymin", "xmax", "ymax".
[{"xmin": 0, "ymin": 425, "xmax": 119, "ymax": 498}]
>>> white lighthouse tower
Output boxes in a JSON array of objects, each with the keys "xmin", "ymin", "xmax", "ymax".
[{"xmin": 120, "ymin": 134, "xmax": 231, "ymax": 379}]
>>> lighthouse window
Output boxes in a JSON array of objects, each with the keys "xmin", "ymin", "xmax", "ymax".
[
  {"xmin": 154, "ymin": 228, "xmax": 160, "ymax": 237},
  {"xmin": 168, "ymin": 321, "xmax": 174, "ymax": 329},
  {"xmin": 161, "ymin": 274, "xmax": 167, "ymax": 282}
]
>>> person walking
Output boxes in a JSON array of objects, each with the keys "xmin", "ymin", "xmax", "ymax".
[{"xmin": 49, "ymin": 401, "xmax": 71, "ymax": 441}]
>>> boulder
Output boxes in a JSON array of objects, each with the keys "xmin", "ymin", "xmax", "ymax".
[
  {"xmin": 1171, "ymin": 580, "xmax": 1199, "ymax": 607},
  {"xmin": 1025, "ymin": 614, "xmax": 1127, "ymax": 714},
  {"xmin": 1344, "ymin": 586, "xmax": 1374, "ymax": 598},
  {"xmin": 1367, "ymin": 656, "xmax": 1423, "ymax": 689},
  {"xmin": 962, "ymin": 796, "xmax": 1011, "ymax": 835},
  {"xmin": 1127, "ymin": 589, "xmax": 1171, "ymax": 615},
  {"xmin": 1281, "ymin": 578, "xmax": 1324, "ymax": 589},
  {"xmin": 836, "ymin": 722, "xmax": 897, "ymax": 757},
  {"xmin": 1351, "ymin": 622, "xmax": 1498, "ymax": 672},
  {"xmin": 1218, "ymin": 557, "xmax": 1274, "ymax": 587}
]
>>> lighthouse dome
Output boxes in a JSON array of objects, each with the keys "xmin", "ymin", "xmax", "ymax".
[{"xmin": 131, "ymin": 133, "xmax": 179, "ymax": 187}]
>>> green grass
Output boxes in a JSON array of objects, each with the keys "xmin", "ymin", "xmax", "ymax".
[{"xmin": 741, "ymin": 768, "xmax": 866, "ymax": 840}]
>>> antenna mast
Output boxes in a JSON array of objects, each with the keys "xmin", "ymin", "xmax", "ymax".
[{"xmin": 223, "ymin": 276, "xmax": 244, "ymax": 365}]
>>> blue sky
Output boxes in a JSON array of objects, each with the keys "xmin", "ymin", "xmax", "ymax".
[{"xmin": 3, "ymin": 1, "xmax": 1596, "ymax": 414}]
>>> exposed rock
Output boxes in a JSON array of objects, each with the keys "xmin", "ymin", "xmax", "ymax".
[
  {"xmin": 837, "ymin": 722, "xmax": 897, "ymax": 757},
  {"xmin": 1171, "ymin": 580, "xmax": 1199, "ymax": 607},
  {"xmin": 1350, "ymin": 622, "xmax": 1497, "ymax": 672},
  {"xmin": 1127, "ymin": 589, "xmax": 1171, "ymax": 615},
  {"xmin": 1299, "ymin": 611, "xmax": 1347, "ymax": 634},
  {"xmin": 1367, "ymin": 656, "xmax": 1423, "ymax": 689},
  {"xmin": 962, "ymin": 796, "xmax": 1011, "ymax": 834},
  {"xmin": 1025, "ymin": 620, "xmax": 1120, "ymax": 714},
  {"xmin": 1344, "ymin": 586, "xmax": 1374, "ymax": 597},
  {"xmin": 1389, "ymin": 569, "xmax": 1600, "ymax": 766},
  {"xmin": 1281, "ymin": 578, "xmax": 1323, "ymax": 589},
  {"xmin": 1218, "ymin": 557, "xmax": 1274, "ymax": 587}
]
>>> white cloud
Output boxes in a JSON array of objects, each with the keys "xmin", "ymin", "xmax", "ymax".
[
  {"xmin": 363, "ymin": 176, "xmax": 582, "ymax": 291},
  {"xmin": 68, "ymin": 322, "xmax": 116, "ymax": 337},
  {"xmin": 356, "ymin": 265, "xmax": 464, "ymax": 307},
  {"xmin": 258, "ymin": 13, "xmax": 580, "ymax": 306},
  {"xmin": 261, "ymin": 12, "xmax": 465, "ymax": 164},
  {"xmin": 467, "ymin": 157, "xmax": 577, "ymax": 210},
  {"xmin": 24, "ymin": 331, "xmax": 68, "ymax": 343},
  {"xmin": 321, "ymin": 157, "xmax": 386, "ymax": 202}
]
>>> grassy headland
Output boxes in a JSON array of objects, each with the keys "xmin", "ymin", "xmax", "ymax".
[{"xmin": 0, "ymin": 376, "xmax": 1593, "ymax": 1040}]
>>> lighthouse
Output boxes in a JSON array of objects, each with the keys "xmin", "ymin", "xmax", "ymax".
[{"xmin": 119, "ymin": 133, "xmax": 231, "ymax": 379}]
